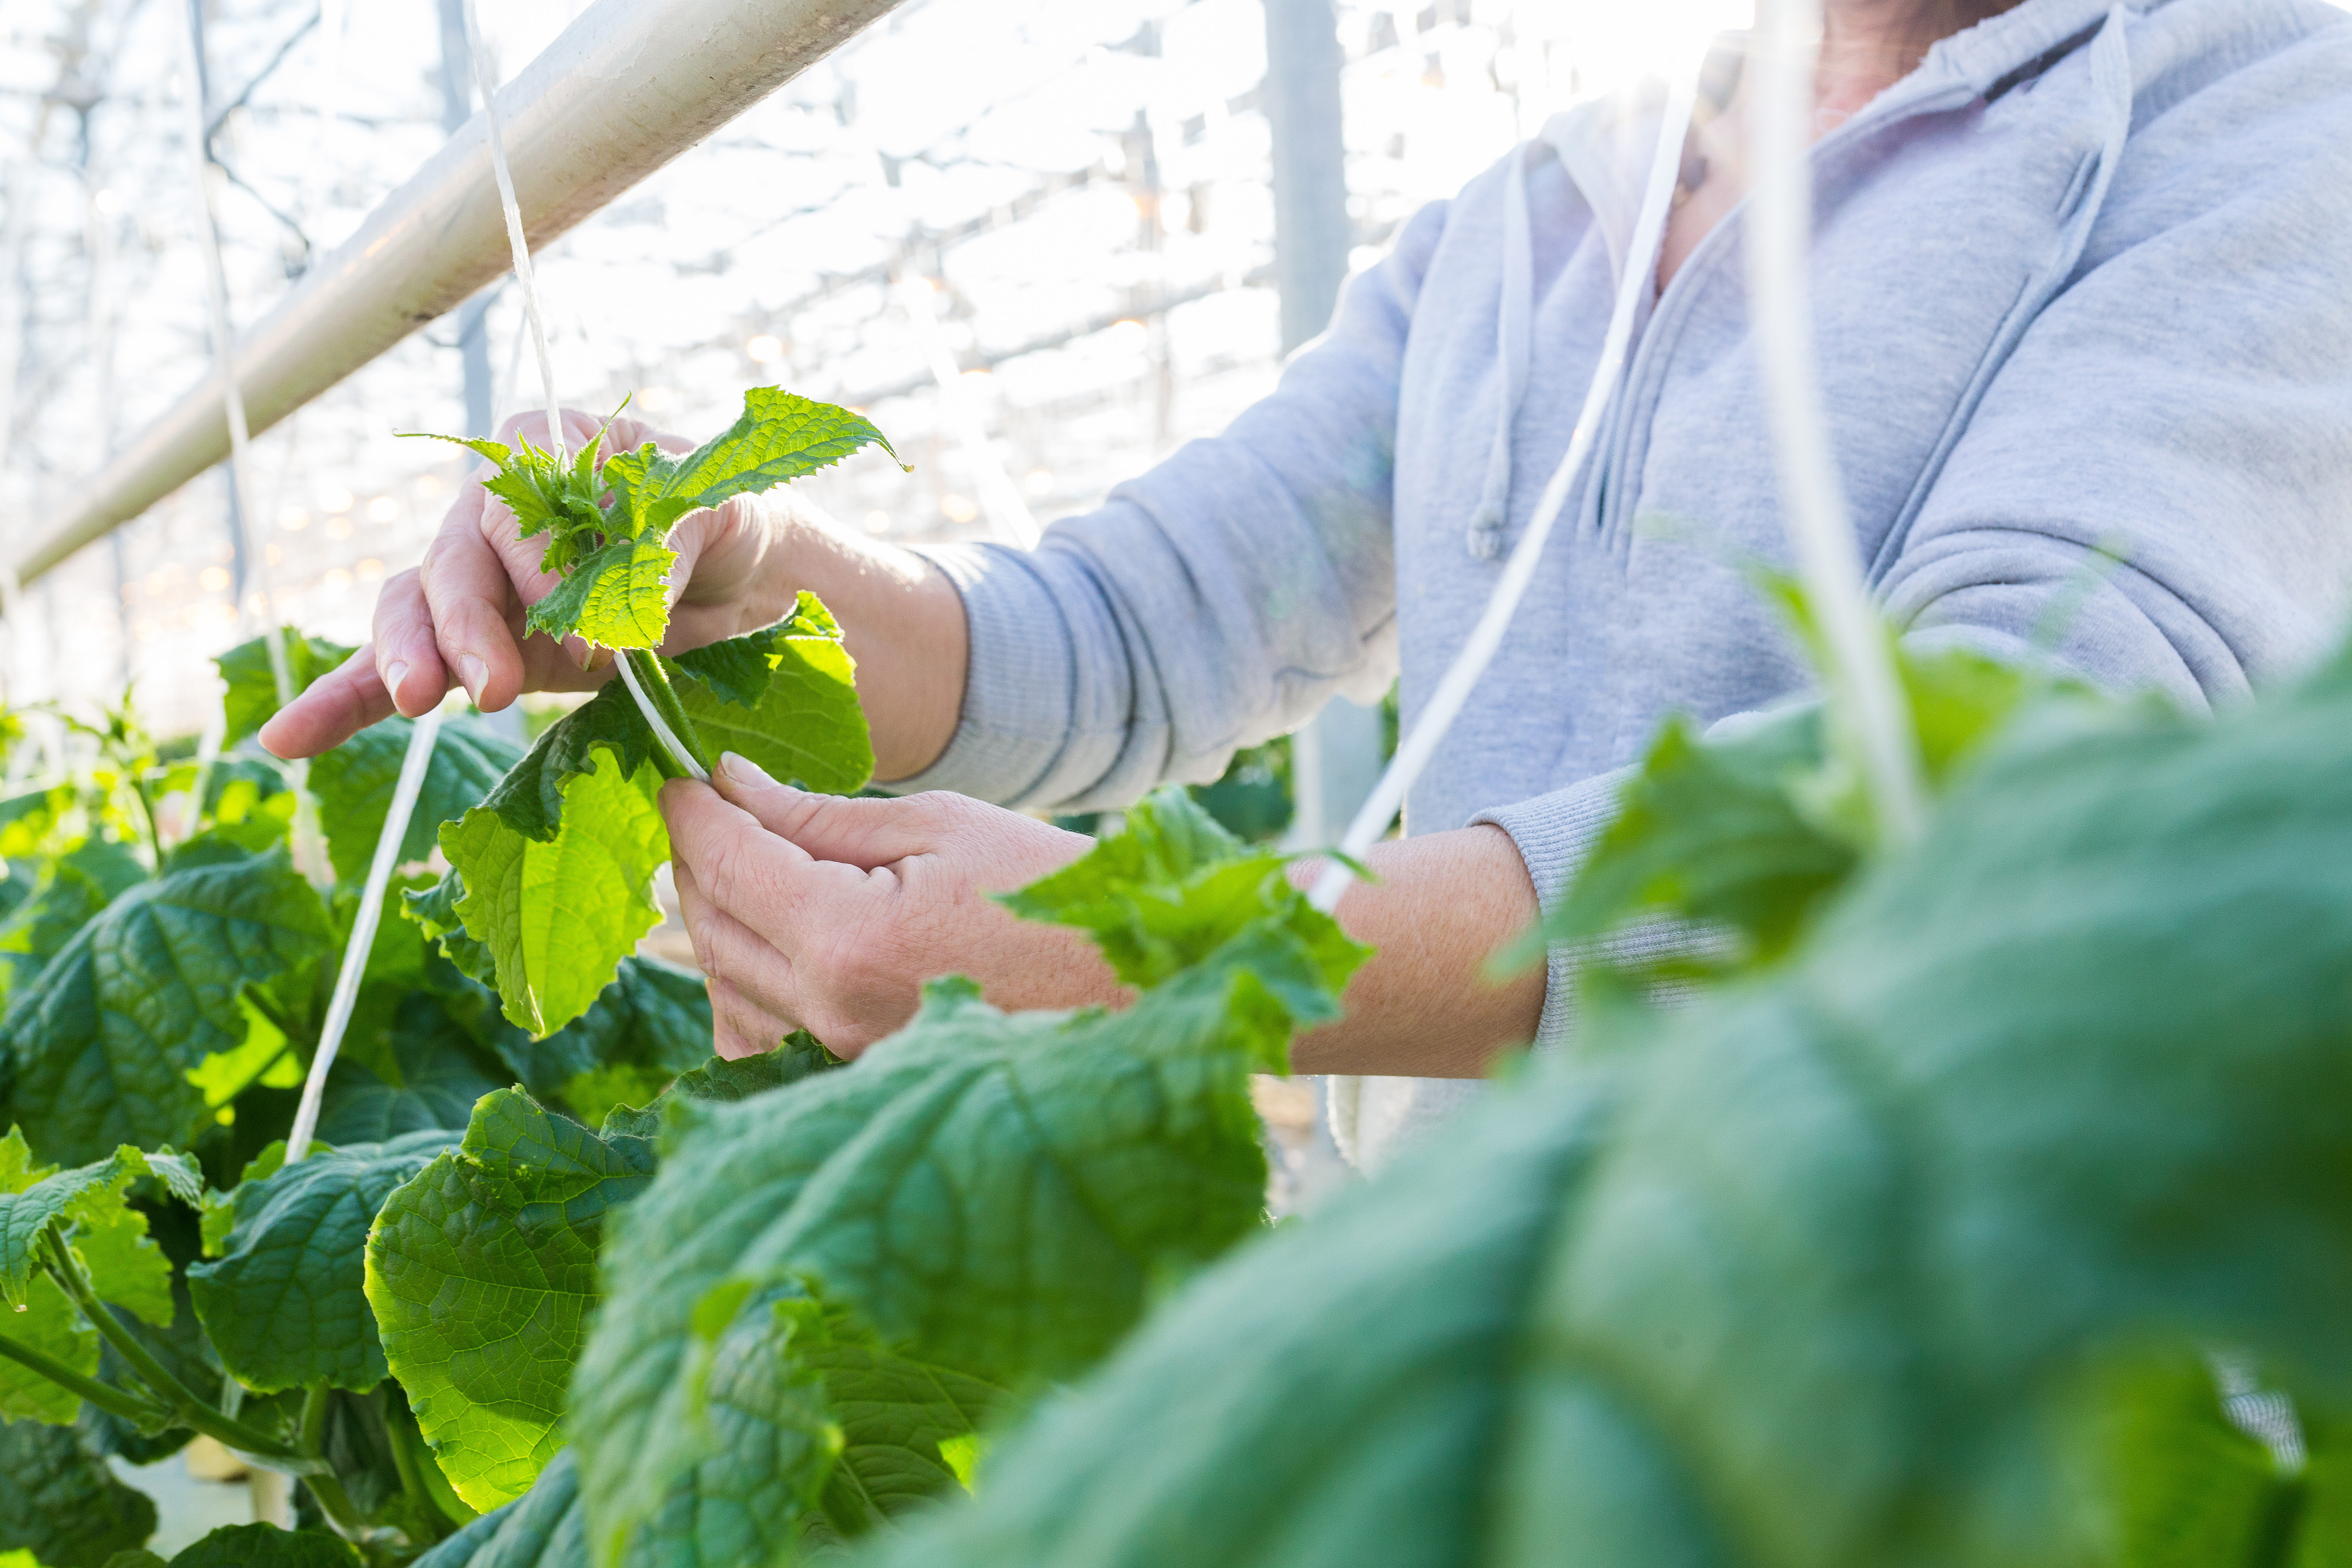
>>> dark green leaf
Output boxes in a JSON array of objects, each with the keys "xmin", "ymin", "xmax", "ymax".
[
  {"xmin": 309, "ymin": 716, "xmax": 525, "ymax": 886},
  {"xmin": 475, "ymin": 685, "xmax": 655, "ymax": 848},
  {"xmin": 216, "ymin": 631, "xmax": 356, "ymax": 749},
  {"xmin": 0, "ymin": 849, "xmax": 332, "ymax": 1166},
  {"xmin": 315, "ymin": 997, "xmax": 503, "ymax": 1145},
  {"xmin": 186, "ymin": 1129, "xmax": 456, "ymax": 1393},
  {"xmin": 489, "ymin": 957, "xmax": 711, "ymax": 1123},
  {"xmin": 164, "ymin": 1524, "xmax": 358, "ymax": 1567},
  {"xmin": 405, "ymin": 874, "xmax": 499, "ymax": 992},
  {"xmin": 0, "ymin": 839, "xmax": 148, "ymax": 1005},
  {"xmin": 670, "ymin": 596, "xmax": 873, "ymax": 796},
  {"xmin": 0, "ymin": 1417, "xmax": 156, "ymax": 1567},
  {"xmin": 368, "ymin": 1090, "xmax": 658, "ymax": 1511},
  {"xmin": 573, "ymin": 789, "xmax": 1363, "ymax": 1563}
]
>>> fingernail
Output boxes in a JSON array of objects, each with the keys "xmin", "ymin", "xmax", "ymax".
[
  {"xmin": 459, "ymin": 654, "xmax": 487, "ymax": 702},
  {"xmin": 720, "ymin": 751, "xmax": 779, "ymax": 788},
  {"xmin": 384, "ymin": 661, "xmax": 409, "ymax": 701}
]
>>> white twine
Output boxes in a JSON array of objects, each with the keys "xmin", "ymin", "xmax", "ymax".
[
  {"xmin": 459, "ymin": 0, "xmax": 703, "ymax": 781},
  {"xmin": 285, "ymin": 707, "xmax": 444, "ymax": 1164},
  {"xmin": 1746, "ymin": 0, "xmax": 1926, "ymax": 846},
  {"xmin": 459, "ymin": 0, "xmax": 563, "ymax": 462},
  {"xmin": 1308, "ymin": 62, "xmax": 1700, "ymax": 915},
  {"xmin": 178, "ymin": 0, "xmax": 331, "ymax": 887}
]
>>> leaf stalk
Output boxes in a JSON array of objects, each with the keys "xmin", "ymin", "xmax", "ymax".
[{"xmin": 0, "ymin": 1325, "xmax": 171, "ymax": 1426}]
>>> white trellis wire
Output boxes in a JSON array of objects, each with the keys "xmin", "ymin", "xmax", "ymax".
[
  {"xmin": 284, "ymin": 706, "xmax": 445, "ymax": 1164},
  {"xmin": 1745, "ymin": 0, "xmax": 1926, "ymax": 847},
  {"xmin": 459, "ymin": 0, "xmax": 709, "ymax": 784},
  {"xmin": 1308, "ymin": 54, "xmax": 1701, "ymax": 915}
]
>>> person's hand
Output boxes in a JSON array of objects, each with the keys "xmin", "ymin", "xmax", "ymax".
[
  {"xmin": 259, "ymin": 406, "xmax": 802, "ymax": 760},
  {"xmin": 664, "ymin": 753, "xmax": 1122, "ymax": 1059}
]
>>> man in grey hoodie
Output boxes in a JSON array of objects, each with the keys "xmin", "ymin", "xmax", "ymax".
[{"xmin": 268, "ymin": 0, "xmax": 2352, "ymax": 1170}]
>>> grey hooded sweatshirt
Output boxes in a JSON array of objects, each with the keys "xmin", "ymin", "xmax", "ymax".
[{"xmin": 892, "ymin": 0, "xmax": 2352, "ymax": 1168}]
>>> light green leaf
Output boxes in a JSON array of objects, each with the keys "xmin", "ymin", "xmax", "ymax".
[
  {"xmin": 0, "ymin": 1133, "xmax": 174, "ymax": 1329},
  {"xmin": 309, "ymin": 716, "xmax": 525, "ymax": 886},
  {"xmin": 443, "ymin": 750, "xmax": 668, "ymax": 1039},
  {"xmin": 574, "ymin": 790, "xmax": 1363, "ymax": 1564},
  {"xmin": 600, "ymin": 389, "xmax": 895, "ymax": 543},
  {"xmin": 0, "ymin": 1416, "xmax": 156, "ymax": 1565},
  {"xmin": 0, "ymin": 849, "xmax": 332, "ymax": 1166},
  {"xmin": 0, "ymin": 1273, "xmax": 98, "ymax": 1425},
  {"xmin": 185, "ymin": 1130, "xmax": 456, "ymax": 1393},
  {"xmin": 671, "ymin": 596, "xmax": 873, "ymax": 796},
  {"xmin": 859, "ymin": 655, "xmax": 2352, "ymax": 1568},
  {"xmin": 521, "ymin": 537, "xmax": 679, "ymax": 652},
  {"xmin": 368, "ymin": 1090, "xmax": 659, "ymax": 1511},
  {"xmin": 164, "ymin": 1525, "xmax": 358, "ymax": 1567},
  {"xmin": 404, "ymin": 873, "xmax": 499, "ymax": 992},
  {"xmin": 469, "ymin": 686, "xmax": 654, "ymax": 846},
  {"xmin": 215, "ymin": 630, "xmax": 356, "ymax": 749}
]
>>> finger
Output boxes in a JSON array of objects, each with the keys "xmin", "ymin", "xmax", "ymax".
[
  {"xmin": 369, "ymin": 568, "xmax": 454, "ymax": 717},
  {"xmin": 257, "ymin": 646, "xmax": 396, "ymax": 759},
  {"xmin": 707, "ymin": 975, "xmax": 797, "ymax": 1060},
  {"xmin": 415, "ymin": 490, "xmax": 532, "ymax": 709},
  {"xmin": 677, "ymin": 867, "xmax": 803, "ymax": 1023},
  {"xmin": 660, "ymin": 777, "xmax": 821, "ymax": 929},
  {"xmin": 710, "ymin": 753, "xmax": 942, "ymax": 869}
]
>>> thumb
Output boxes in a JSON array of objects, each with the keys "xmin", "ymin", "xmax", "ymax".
[{"xmin": 712, "ymin": 753, "xmax": 936, "ymax": 869}]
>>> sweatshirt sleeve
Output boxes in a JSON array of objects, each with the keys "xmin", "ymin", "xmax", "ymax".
[{"xmin": 882, "ymin": 199, "xmax": 1450, "ymax": 812}]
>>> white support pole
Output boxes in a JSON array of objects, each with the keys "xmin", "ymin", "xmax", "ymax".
[
  {"xmin": 1746, "ymin": 0, "xmax": 1926, "ymax": 848},
  {"xmin": 12, "ymin": 0, "xmax": 903, "ymax": 590}
]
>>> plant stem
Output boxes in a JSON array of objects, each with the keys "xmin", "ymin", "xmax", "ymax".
[
  {"xmin": 127, "ymin": 770, "xmax": 164, "ymax": 867},
  {"xmin": 38, "ymin": 1231, "xmax": 326, "ymax": 1473},
  {"xmin": 622, "ymin": 648, "xmax": 710, "ymax": 777},
  {"xmin": 294, "ymin": 1384, "xmax": 374, "ymax": 1542},
  {"xmin": 384, "ymin": 1390, "xmax": 476, "ymax": 1530},
  {"xmin": 0, "ymin": 1327, "xmax": 170, "ymax": 1426}
]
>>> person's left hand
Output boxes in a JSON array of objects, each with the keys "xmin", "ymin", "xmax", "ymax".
[{"xmin": 663, "ymin": 754, "xmax": 1124, "ymax": 1059}]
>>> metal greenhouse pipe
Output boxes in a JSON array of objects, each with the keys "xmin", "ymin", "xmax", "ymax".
[{"xmin": 10, "ymin": 0, "xmax": 901, "ymax": 588}]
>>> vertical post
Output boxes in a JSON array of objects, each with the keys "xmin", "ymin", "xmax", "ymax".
[
  {"xmin": 1265, "ymin": 0, "xmax": 1366, "ymax": 1201},
  {"xmin": 439, "ymin": 0, "xmax": 496, "ymax": 439},
  {"xmin": 1266, "ymin": 0, "xmax": 1384, "ymax": 853}
]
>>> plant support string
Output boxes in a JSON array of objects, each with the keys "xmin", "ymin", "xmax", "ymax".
[
  {"xmin": 458, "ymin": 0, "xmax": 709, "ymax": 782},
  {"xmin": 284, "ymin": 706, "xmax": 445, "ymax": 1164},
  {"xmin": 1308, "ymin": 58, "xmax": 1700, "ymax": 916}
]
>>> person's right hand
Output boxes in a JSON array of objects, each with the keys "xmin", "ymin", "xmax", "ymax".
[{"xmin": 259, "ymin": 406, "xmax": 796, "ymax": 760}]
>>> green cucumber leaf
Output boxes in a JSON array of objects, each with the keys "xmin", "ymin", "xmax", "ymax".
[
  {"xmin": 0, "ymin": 1130, "xmax": 178, "ymax": 1330},
  {"xmin": 216, "ymin": 630, "xmax": 356, "ymax": 749},
  {"xmin": 165, "ymin": 1524, "xmax": 358, "ymax": 1567},
  {"xmin": 601, "ymin": 390, "xmax": 895, "ymax": 544},
  {"xmin": 472, "ymin": 686, "xmax": 654, "ymax": 847},
  {"xmin": 670, "ymin": 595, "xmax": 873, "ymax": 795},
  {"xmin": 486, "ymin": 957, "xmax": 712, "ymax": 1124},
  {"xmin": 521, "ymin": 537, "xmax": 679, "ymax": 652},
  {"xmin": 405, "ymin": 874, "xmax": 499, "ymax": 991},
  {"xmin": 0, "ymin": 1417, "xmax": 157, "ymax": 1566},
  {"xmin": 185, "ymin": 1129, "xmax": 456, "ymax": 1393},
  {"xmin": 368, "ymin": 1090, "xmax": 660, "ymax": 1512},
  {"xmin": 309, "ymin": 716, "xmax": 525, "ymax": 886},
  {"xmin": 597, "ymin": 1034, "xmax": 841, "ymax": 1141},
  {"xmin": 411, "ymin": 1448, "xmax": 588, "ymax": 1568},
  {"xmin": 573, "ymin": 788, "xmax": 1363, "ymax": 1564},
  {"xmin": 0, "ymin": 848, "xmax": 332, "ymax": 1166},
  {"xmin": 0, "ymin": 839, "xmax": 148, "ymax": 1005},
  {"xmin": 315, "ymin": 997, "xmax": 504, "ymax": 1145},
  {"xmin": 861, "ymin": 655, "xmax": 2352, "ymax": 1568},
  {"xmin": 442, "ymin": 748, "xmax": 669, "ymax": 1039},
  {"xmin": 0, "ymin": 1272, "xmax": 97, "ymax": 1425}
]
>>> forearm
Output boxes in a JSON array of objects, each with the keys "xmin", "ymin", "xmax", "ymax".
[
  {"xmin": 1287, "ymin": 825, "xmax": 1545, "ymax": 1078},
  {"xmin": 739, "ymin": 497, "xmax": 969, "ymax": 781}
]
